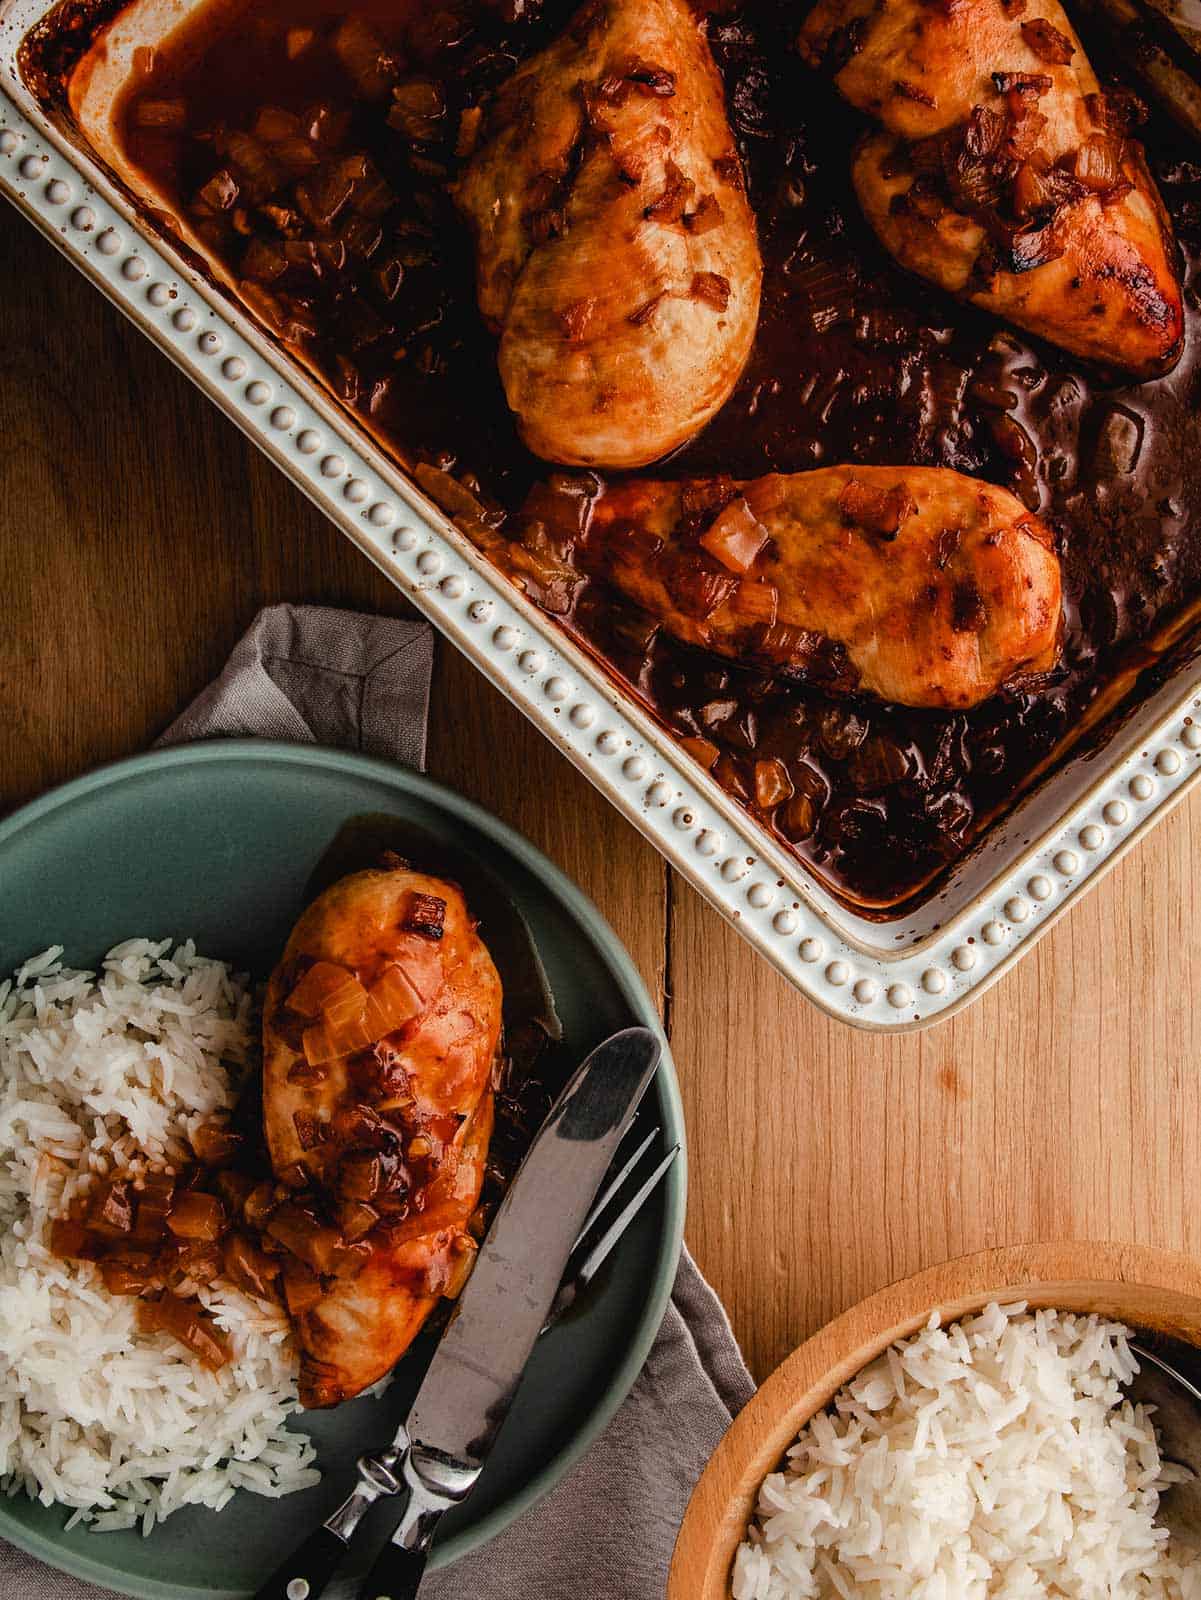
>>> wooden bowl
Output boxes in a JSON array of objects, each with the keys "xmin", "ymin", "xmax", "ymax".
[{"xmin": 669, "ymin": 1242, "xmax": 1201, "ymax": 1600}]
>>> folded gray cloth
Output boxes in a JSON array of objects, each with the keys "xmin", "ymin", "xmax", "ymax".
[{"xmin": 3, "ymin": 603, "xmax": 753, "ymax": 1600}]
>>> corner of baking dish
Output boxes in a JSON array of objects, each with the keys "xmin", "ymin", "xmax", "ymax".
[{"xmin": 3, "ymin": 41, "xmax": 1200, "ymax": 1032}]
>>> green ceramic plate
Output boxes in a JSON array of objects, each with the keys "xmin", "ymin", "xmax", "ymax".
[{"xmin": 0, "ymin": 741, "xmax": 685, "ymax": 1600}]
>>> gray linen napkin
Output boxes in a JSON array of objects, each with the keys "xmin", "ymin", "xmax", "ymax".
[{"xmin": 2, "ymin": 603, "xmax": 754, "ymax": 1600}]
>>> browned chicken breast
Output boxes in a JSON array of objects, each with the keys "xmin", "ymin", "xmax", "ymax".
[
  {"xmin": 452, "ymin": 0, "xmax": 763, "ymax": 468},
  {"xmin": 580, "ymin": 467, "xmax": 1061, "ymax": 709},
  {"xmin": 261, "ymin": 863, "xmax": 502, "ymax": 1406},
  {"xmin": 798, "ymin": 0, "xmax": 1184, "ymax": 377}
]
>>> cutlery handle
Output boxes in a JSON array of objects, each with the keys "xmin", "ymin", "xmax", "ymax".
[
  {"xmin": 253, "ymin": 1525, "xmax": 349, "ymax": 1600},
  {"xmin": 357, "ymin": 1541, "xmax": 429, "ymax": 1600}
]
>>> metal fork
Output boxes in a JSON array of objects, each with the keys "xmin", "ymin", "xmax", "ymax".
[{"xmin": 544, "ymin": 1124, "xmax": 680, "ymax": 1328}]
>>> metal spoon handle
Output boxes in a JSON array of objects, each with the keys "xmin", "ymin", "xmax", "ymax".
[{"xmin": 253, "ymin": 1525, "xmax": 349, "ymax": 1600}]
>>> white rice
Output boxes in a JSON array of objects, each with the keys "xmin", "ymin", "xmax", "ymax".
[
  {"xmin": 734, "ymin": 1302, "xmax": 1201, "ymax": 1599},
  {"xmin": 0, "ymin": 940, "xmax": 320, "ymax": 1533}
]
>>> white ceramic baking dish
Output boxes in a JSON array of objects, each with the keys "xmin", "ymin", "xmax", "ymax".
[{"xmin": 3, "ymin": 0, "xmax": 1200, "ymax": 1031}]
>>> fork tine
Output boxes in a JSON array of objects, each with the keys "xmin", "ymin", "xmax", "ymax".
[
  {"xmin": 569, "ymin": 1144, "xmax": 680, "ymax": 1293},
  {"xmin": 573, "ymin": 1126, "xmax": 660, "ymax": 1251}
]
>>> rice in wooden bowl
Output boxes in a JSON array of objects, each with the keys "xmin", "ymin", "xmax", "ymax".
[{"xmin": 670, "ymin": 1244, "xmax": 1201, "ymax": 1599}]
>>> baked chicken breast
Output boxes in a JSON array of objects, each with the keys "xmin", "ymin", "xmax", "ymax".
[
  {"xmin": 798, "ymin": 0, "xmax": 1183, "ymax": 377},
  {"xmin": 261, "ymin": 863, "xmax": 502, "ymax": 1406},
  {"xmin": 580, "ymin": 466, "xmax": 1061, "ymax": 709},
  {"xmin": 453, "ymin": 0, "xmax": 762, "ymax": 468}
]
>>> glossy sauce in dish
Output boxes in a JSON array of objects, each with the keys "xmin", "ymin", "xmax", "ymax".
[{"xmin": 23, "ymin": 0, "xmax": 1201, "ymax": 910}]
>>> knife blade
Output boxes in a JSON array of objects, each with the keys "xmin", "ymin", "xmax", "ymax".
[
  {"xmin": 252, "ymin": 1025, "xmax": 663, "ymax": 1600},
  {"xmin": 355, "ymin": 1024, "xmax": 663, "ymax": 1600}
]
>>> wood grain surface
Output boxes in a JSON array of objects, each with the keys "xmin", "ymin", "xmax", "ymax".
[{"xmin": 3, "ymin": 212, "xmax": 1199, "ymax": 1390}]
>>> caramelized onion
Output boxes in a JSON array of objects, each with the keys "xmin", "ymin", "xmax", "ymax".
[
  {"xmin": 713, "ymin": 751, "xmax": 751, "ymax": 803},
  {"xmin": 131, "ymin": 1171, "xmax": 175, "ymax": 1244},
  {"xmin": 669, "ymin": 558, "xmax": 738, "ymax": 621},
  {"xmin": 779, "ymin": 792, "xmax": 819, "ymax": 842},
  {"xmin": 731, "ymin": 579, "xmax": 779, "ymax": 627},
  {"xmin": 337, "ymin": 1200, "xmax": 379, "ymax": 1241},
  {"xmin": 329, "ymin": 1241, "xmax": 372, "ymax": 1279},
  {"xmin": 190, "ymin": 1122, "xmax": 242, "ymax": 1165},
  {"xmin": 362, "ymin": 965, "xmax": 425, "ymax": 1037},
  {"xmin": 1020, "ymin": 18, "xmax": 1075, "ymax": 65},
  {"xmin": 1073, "ymin": 135, "xmax": 1123, "ymax": 193},
  {"xmin": 684, "ymin": 194, "xmax": 723, "ymax": 235},
  {"xmin": 700, "ymin": 498, "xmax": 769, "ymax": 574},
  {"xmin": 267, "ymin": 1202, "xmax": 344, "ymax": 1274},
  {"xmin": 338, "ymin": 1152, "xmax": 382, "ymax": 1202},
  {"xmin": 690, "ymin": 272, "xmax": 731, "ymax": 311},
  {"xmin": 754, "ymin": 758, "xmax": 794, "ymax": 811},
  {"xmin": 679, "ymin": 735, "xmax": 720, "ymax": 770},
  {"xmin": 644, "ymin": 158, "xmax": 695, "ymax": 224},
  {"xmin": 215, "ymin": 1169, "xmax": 254, "ymax": 1213},
  {"xmin": 87, "ymin": 1179, "xmax": 134, "ymax": 1238},
  {"xmin": 413, "ymin": 463, "xmax": 491, "ymax": 524},
  {"xmin": 837, "ymin": 479, "xmax": 916, "ymax": 539},
  {"xmin": 48, "ymin": 1217, "xmax": 92, "ymax": 1260},
  {"xmin": 221, "ymin": 1232, "xmax": 281, "ymax": 1300},
  {"xmin": 272, "ymin": 137, "xmax": 322, "ymax": 176},
  {"xmin": 99, "ymin": 1256, "xmax": 156, "ymax": 1296},
  {"xmin": 303, "ymin": 1012, "xmax": 371, "ymax": 1065},
  {"xmin": 628, "ymin": 292, "xmax": 666, "ymax": 327},
  {"xmin": 253, "ymin": 106, "xmax": 302, "ymax": 142},
  {"xmin": 332, "ymin": 17, "xmax": 399, "ymax": 102},
  {"xmin": 963, "ymin": 106, "xmax": 1007, "ymax": 163},
  {"xmin": 402, "ymin": 893, "xmax": 446, "ymax": 941},
  {"xmin": 241, "ymin": 237, "xmax": 288, "ymax": 284},
  {"xmin": 138, "ymin": 1293, "xmax": 231, "ymax": 1370},
  {"xmin": 198, "ymin": 170, "xmax": 239, "ymax": 212},
  {"xmin": 244, "ymin": 1180, "xmax": 277, "ymax": 1231},
  {"xmin": 387, "ymin": 79, "xmax": 446, "ymax": 142},
  {"xmin": 331, "ymin": 1102, "xmax": 389, "ymax": 1146},
  {"xmin": 166, "ymin": 1189, "xmax": 224, "ymax": 1242},
  {"xmin": 282, "ymin": 1258, "xmax": 323, "ymax": 1315}
]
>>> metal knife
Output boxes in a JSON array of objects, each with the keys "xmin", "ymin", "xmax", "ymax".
[{"xmin": 253, "ymin": 1024, "xmax": 663, "ymax": 1600}]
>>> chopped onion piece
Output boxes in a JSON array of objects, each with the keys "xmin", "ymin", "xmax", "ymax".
[
  {"xmin": 165, "ymin": 1190, "xmax": 224, "ymax": 1242},
  {"xmin": 138, "ymin": 1293, "xmax": 231, "ymax": 1370},
  {"xmin": 363, "ymin": 965, "xmax": 425, "ymax": 1038},
  {"xmin": 680, "ymin": 735, "xmax": 720, "ymax": 770},
  {"xmin": 754, "ymin": 758, "xmax": 795, "ymax": 811},
  {"xmin": 700, "ymin": 498, "xmax": 769, "ymax": 574},
  {"xmin": 100, "ymin": 1256, "xmax": 156, "ymax": 1296},
  {"xmin": 267, "ymin": 1202, "xmax": 343, "ymax": 1274},
  {"xmin": 282, "ymin": 1258, "xmax": 323, "ymax": 1315},
  {"xmin": 88, "ymin": 1178, "xmax": 135, "ymax": 1237},
  {"xmin": 190, "ymin": 1121, "xmax": 241, "ymax": 1165},
  {"xmin": 1074, "ymin": 135, "xmax": 1123, "ymax": 193},
  {"xmin": 337, "ymin": 1200, "xmax": 379, "ymax": 1241},
  {"xmin": 731, "ymin": 579, "xmax": 779, "ymax": 627},
  {"xmin": 289, "ymin": 953, "xmax": 359, "ymax": 1017},
  {"xmin": 222, "ymin": 1232, "xmax": 280, "ymax": 1300}
]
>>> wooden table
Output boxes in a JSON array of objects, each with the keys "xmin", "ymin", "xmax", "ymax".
[{"xmin": 4, "ymin": 215, "xmax": 1199, "ymax": 1386}]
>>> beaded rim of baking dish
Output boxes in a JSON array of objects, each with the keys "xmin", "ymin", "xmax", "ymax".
[{"xmin": 3, "ymin": 92, "xmax": 1200, "ymax": 1031}]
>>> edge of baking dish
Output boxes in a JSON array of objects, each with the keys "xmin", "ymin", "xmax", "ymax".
[{"xmin": 3, "ymin": 0, "xmax": 1200, "ymax": 1031}]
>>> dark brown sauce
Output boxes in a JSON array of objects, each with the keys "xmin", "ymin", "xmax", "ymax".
[{"xmin": 23, "ymin": 0, "xmax": 1201, "ymax": 912}]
